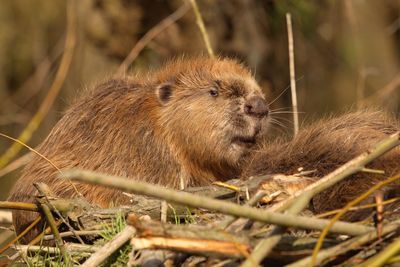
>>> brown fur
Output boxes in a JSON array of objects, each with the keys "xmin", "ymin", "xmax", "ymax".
[
  {"xmin": 8, "ymin": 57, "xmax": 269, "ymax": 242},
  {"xmin": 242, "ymin": 110, "xmax": 400, "ymax": 220}
]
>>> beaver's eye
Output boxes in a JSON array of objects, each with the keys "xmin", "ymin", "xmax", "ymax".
[{"xmin": 209, "ymin": 88, "xmax": 219, "ymax": 97}]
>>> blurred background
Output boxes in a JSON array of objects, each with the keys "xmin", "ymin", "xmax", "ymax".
[{"xmin": 0, "ymin": 0, "xmax": 399, "ymax": 200}]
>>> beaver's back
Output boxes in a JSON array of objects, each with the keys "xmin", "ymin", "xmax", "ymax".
[
  {"xmin": 8, "ymin": 78, "xmax": 171, "ymax": 241},
  {"xmin": 243, "ymin": 110, "xmax": 400, "ymax": 220}
]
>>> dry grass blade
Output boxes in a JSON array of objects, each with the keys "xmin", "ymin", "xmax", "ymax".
[
  {"xmin": 0, "ymin": 133, "xmax": 61, "ymax": 174},
  {"xmin": 0, "ymin": 133, "xmax": 82, "ymax": 196}
]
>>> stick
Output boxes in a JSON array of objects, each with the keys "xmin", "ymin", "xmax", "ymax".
[
  {"xmin": 15, "ymin": 243, "xmax": 98, "ymax": 255},
  {"xmin": 287, "ymin": 219, "xmax": 400, "ymax": 267},
  {"xmin": 40, "ymin": 202, "xmax": 71, "ymax": 265},
  {"xmin": 0, "ymin": 216, "xmax": 41, "ymax": 254},
  {"xmin": 128, "ymin": 214, "xmax": 249, "ymax": 245},
  {"xmin": 44, "ymin": 230, "xmax": 101, "ymax": 240},
  {"xmin": 240, "ymin": 194, "xmax": 312, "ymax": 267},
  {"xmin": 62, "ymin": 170, "xmax": 373, "ymax": 236},
  {"xmin": 286, "ymin": 13, "xmax": 299, "ymax": 136},
  {"xmin": 316, "ymin": 196, "xmax": 400, "ymax": 218},
  {"xmin": 221, "ymin": 190, "xmax": 268, "ymax": 230},
  {"xmin": 131, "ymin": 237, "xmax": 248, "ymax": 258},
  {"xmin": 311, "ymin": 172, "xmax": 400, "ymax": 265},
  {"xmin": 81, "ymin": 226, "xmax": 136, "ymax": 267},
  {"xmin": 0, "ymin": 201, "xmax": 39, "ymax": 211},
  {"xmin": 189, "ymin": 0, "xmax": 215, "ymax": 58},
  {"xmin": 35, "ymin": 183, "xmax": 85, "ymax": 244}
]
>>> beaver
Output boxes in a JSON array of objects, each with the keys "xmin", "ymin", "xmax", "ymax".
[
  {"xmin": 242, "ymin": 110, "xmax": 400, "ymax": 221},
  {"xmin": 8, "ymin": 57, "xmax": 270, "ymax": 242}
]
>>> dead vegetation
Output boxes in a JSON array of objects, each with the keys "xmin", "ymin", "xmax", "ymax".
[{"xmin": 0, "ymin": 131, "xmax": 399, "ymax": 266}]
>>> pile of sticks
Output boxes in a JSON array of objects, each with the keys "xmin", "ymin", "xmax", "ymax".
[{"xmin": 0, "ymin": 132, "xmax": 399, "ymax": 266}]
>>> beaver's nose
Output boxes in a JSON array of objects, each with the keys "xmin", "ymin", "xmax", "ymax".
[{"xmin": 244, "ymin": 96, "xmax": 269, "ymax": 118}]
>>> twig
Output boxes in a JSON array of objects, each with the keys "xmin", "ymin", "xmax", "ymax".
[
  {"xmin": 0, "ymin": 216, "xmax": 41, "ymax": 254},
  {"xmin": 0, "ymin": 201, "xmax": 39, "ymax": 211},
  {"xmin": 316, "ymin": 196, "xmax": 400, "ymax": 218},
  {"xmin": 39, "ymin": 201, "xmax": 71, "ymax": 265},
  {"xmin": 311, "ymin": 172, "xmax": 400, "ymax": 265},
  {"xmin": 286, "ymin": 13, "xmax": 299, "ymax": 136},
  {"xmin": 116, "ymin": 2, "xmax": 190, "ymax": 75},
  {"xmin": 0, "ymin": 134, "xmax": 81, "ymax": 197},
  {"xmin": 131, "ymin": 237, "xmax": 248, "ymax": 258},
  {"xmin": 287, "ymin": 219, "xmax": 400, "ymax": 267},
  {"xmin": 44, "ymin": 230, "xmax": 101, "ymax": 240},
  {"xmin": 374, "ymin": 191, "xmax": 384, "ymax": 239},
  {"xmin": 0, "ymin": 0, "xmax": 76, "ymax": 168},
  {"xmin": 0, "ymin": 133, "xmax": 62, "ymax": 174},
  {"xmin": 63, "ymin": 170, "xmax": 373, "ymax": 236},
  {"xmin": 240, "ymin": 194, "xmax": 312, "ymax": 267},
  {"xmin": 81, "ymin": 225, "xmax": 136, "ymax": 267},
  {"xmin": 128, "ymin": 214, "xmax": 249, "ymax": 245},
  {"xmin": 269, "ymin": 132, "xmax": 400, "ymax": 212},
  {"xmin": 161, "ymin": 200, "xmax": 168, "ymax": 222},
  {"xmin": 35, "ymin": 183, "xmax": 85, "ymax": 244},
  {"xmin": 361, "ymin": 167, "xmax": 385, "ymax": 174},
  {"xmin": 221, "ymin": 190, "xmax": 268, "ymax": 230},
  {"xmin": 0, "ymin": 133, "xmax": 81, "ymax": 197},
  {"xmin": 129, "ymin": 213, "xmax": 250, "ymax": 258},
  {"xmin": 15, "ymin": 243, "xmax": 98, "ymax": 255},
  {"xmin": 28, "ymin": 222, "xmax": 61, "ymax": 246},
  {"xmin": 189, "ymin": 0, "xmax": 215, "ymax": 58}
]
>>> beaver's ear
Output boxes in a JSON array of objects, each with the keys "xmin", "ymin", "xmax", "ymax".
[{"xmin": 156, "ymin": 83, "xmax": 173, "ymax": 105}]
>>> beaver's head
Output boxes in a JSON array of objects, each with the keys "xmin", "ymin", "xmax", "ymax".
[{"xmin": 152, "ymin": 57, "xmax": 269, "ymax": 181}]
